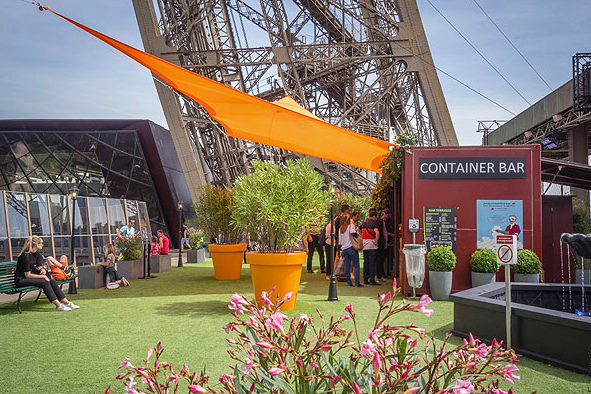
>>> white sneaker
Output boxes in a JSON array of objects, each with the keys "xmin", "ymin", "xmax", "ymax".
[
  {"xmin": 66, "ymin": 302, "xmax": 80, "ymax": 310},
  {"xmin": 56, "ymin": 304, "xmax": 72, "ymax": 311}
]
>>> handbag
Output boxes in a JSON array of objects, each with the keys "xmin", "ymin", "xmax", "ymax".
[
  {"xmin": 334, "ymin": 252, "xmax": 346, "ymax": 281},
  {"xmin": 350, "ymin": 233, "xmax": 364, "ymax": 251}
]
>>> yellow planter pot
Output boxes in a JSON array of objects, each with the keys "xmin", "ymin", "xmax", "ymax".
[
  {"xmin": 208, "ymin": 243, "xmax": 247, "ymax": 280},
  {"xmin": 246, "ymin": 251, "xmax": 305, "ymax": 311}
]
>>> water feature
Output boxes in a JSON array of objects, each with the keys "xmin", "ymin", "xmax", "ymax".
[{"xmin": 560, "ymin": 233, "xmax": 590, "ymax": 314}]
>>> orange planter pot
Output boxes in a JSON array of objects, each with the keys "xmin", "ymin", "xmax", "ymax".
[
  {"xmin": 246, "ymin": 251, "xmax": 305, "ymax": 311},
  {"xmin": 208, "ymin": 243, "xmax": 247, "ymax": 280}
]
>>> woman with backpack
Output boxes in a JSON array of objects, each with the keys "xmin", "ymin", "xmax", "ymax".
[{"xmin": 14, "ymin": 235, "xmax": 80, "ymax": 311}]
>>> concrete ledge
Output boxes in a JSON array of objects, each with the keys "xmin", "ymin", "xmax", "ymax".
[
  {"xmin": 117, "ymin": 260, "xmax": 143, "ymax": 280},
  {"xmin": 78, "ymin": 265, "xmax": 103, "ymax": 289},
  {"xmin": 149, "ymin": 255, "xmax": 171, "ymax": 273}
]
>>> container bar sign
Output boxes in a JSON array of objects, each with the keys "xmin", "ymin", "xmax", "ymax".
[{"xmin": 496, "ymin": 234, "xmax": 517, "ymax": 265}]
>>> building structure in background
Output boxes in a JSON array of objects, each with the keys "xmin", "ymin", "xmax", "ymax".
[
  {"xmin": 0, "ymin": 190, "xmax": 149, "ymax": 265},
  {"xmin": 0, "ymin": 119, "xmax": 192, "ymax": 247},
  {"xmin": 132, "ymin": 0, "xmax": 458, "ymax": 198}
]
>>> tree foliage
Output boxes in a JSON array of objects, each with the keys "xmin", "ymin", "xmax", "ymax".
[{"xmin": 193, "ymin": 185, "xmax": 242, "ymax": 244}]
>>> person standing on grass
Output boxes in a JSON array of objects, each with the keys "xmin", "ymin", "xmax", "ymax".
[
  {"xmin": 360, "ymin": 208, "xmax": 380, "ymax": 286},
  {"xmin": 323, "ymin": 214, "xmax": 339, "ymax": 279},
  {"xmin": 14, "ymin": 235, "xmax": 79, "ymax": 311},
  {"xmin": 339, "ymin": 213, "xmax": 362, "ymax": 287},
  {"xmin": 306, "ymin": 218, "xmax": 325, "ymax": 274},
  {"xmin": 157, "ymin": 230, "xmax": 170, "ymax": 255}
]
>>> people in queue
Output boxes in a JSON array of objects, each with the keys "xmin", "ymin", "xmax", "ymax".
[
  {"xmin": 323, "ymin": 214, "xmax": 340, "ymax": 280},
  {"xmin": 150, "ymin": 235, "xmax": 160, "ymax": 256},
  {"xmin": 157, "ymin": 230, "xmax": 169, "ymax": 255},
  {"xmin": 14, "ymin": 236, "xmax": 79, "ymax": 311},
  {"xmin": 376, "ymin": 208, "xmax": 395, "ymax": 281},
  {"xmin": 306, "ymin": 218, "xmax": 325, "ymax": 274},
  {"xmin": 97, "ymin": 243, "xmax": 129, "ymax": 288},
  {"xmin": 360, "ymin": 208, "xmax": 381, "ymax": 286},
  {"xmin": 118, "ymin": 218, "xmax": 136, "ymax": 239},
  {"xmin": 339, "ymin": 212, "xmax": 362, "ymax": 287}
]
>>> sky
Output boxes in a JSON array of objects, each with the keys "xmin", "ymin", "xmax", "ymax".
[{"xmin": 1, "ymin": 0, "xmax": 591, "ymax": 146}]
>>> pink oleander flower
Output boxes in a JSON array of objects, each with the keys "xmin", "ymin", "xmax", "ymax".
[
  {"xmin": 282, "ymin": 291, "xmax": 293, "ymax": 302},
  {"xmin": 320, "ymin": 344, "xmax": 332, "ymax": 351},
  {"xmin": 474, "ymin": 343, "xmax": 489, "ymax": 358},
  {"xmin": 261, "ymin": 291, "xmax": 273, "ymax": 306},
  {"xmin": 229, "ymin": 293, "xmax": 248, "ymax": 314},
  {"xmin": 118, "ymin": 357, "xmax": 131, "ymax": 369},
  {"xmin": 265, "ymin": 312, "xmax": 288, "ymax": 334},
  {"xmin": 268, "ymin": 366, "xmax": 284, "ymax": 376},
  {"xmin": 188, "ymin": 384, "xmax": 207, "ymax": 393},
  {"xmin": 407, "ymin": 338, "xmax": 418, "ymax": 348},
  {"xmin": 298, "ymin": 314, "xmax": 309, "ymax": 323},
  {"xmin": 393, "ymin": 277, "xmax": 397, "ymax": 291},
  {"xmin": 241, "ymin": 358, "xmax": 254, "ymax": 375},
  {"xmin": 368, "ymin": 328, "xmax": 380, "ymax": 341},
  {"xmin": 372, "ymin": 351, "xmax": 381, "ymax": 372},
  {"xmin": 360, "ymin": 339, "xmax": 376, "ymax": 356},
  {"xmin": 452, "ymin": 378, "xmax": 474, "ymax": 394},
  {"xmin": 404, "ymin": 388, "xmax": 420, "ymax": 394},
  {"xmin": 378, "ymin": 291, "xmax": 391, "ymax": 303},
  {"xmin": 353, "ymin": 381, "xmax": 363, "ymax": 394},
  {"xmin": 503, "ymin": 364, "xmax": 520, "ymax": 384},
  {"xmin": 418, "ymin": 294, "xmax": 432, "ymax": 308},
  {"xmin": 490, "ymin": 389, "xmax": 509, "ymax": 394},
  {"xmin": 249, "ymin": 316, "xmax": 258, "ymax": 327},
  {"xmin": 310, "ymin": 360, "xmax": 319, "ymax": 369},
  {"xmin": 256, "ymin": 342, "xmax": 272, "ymax": 349},
  {"xmin": 146, "ymin": 348, "xmax": 153, "ymax": 360},
  {"xmin": 345, "ymin": 303, "xmax": 353, "ymax": 314}
]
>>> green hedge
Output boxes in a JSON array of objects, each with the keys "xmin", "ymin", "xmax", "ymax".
[
  {"xmin": 427, "ymin": 246, "xmax": 456, "ymax": 272},
  {"xmin": 470, "ymin": 249, "xmax": 499, "ymax": 273},
  {"xmin": 514, "ymin": 249, "xmax": 541, "ymax": 274}
]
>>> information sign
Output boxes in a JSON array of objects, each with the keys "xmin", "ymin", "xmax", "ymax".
[
  {"xmin": 495, "ymin": 234, "xmax": 517, "ymax": 265},
  {"xmin": 424, "ymin": 207, "xmax": 457, "ymax": 251}
]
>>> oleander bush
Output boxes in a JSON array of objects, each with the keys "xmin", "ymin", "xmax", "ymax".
[{"xmin": 193, "ymin": 185, "xmax": 242, "ymax": 244}]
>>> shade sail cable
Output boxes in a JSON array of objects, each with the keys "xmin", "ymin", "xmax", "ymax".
[{"xmin": 37, "ymin": 5, "xmax": 395, "ymax": 174}]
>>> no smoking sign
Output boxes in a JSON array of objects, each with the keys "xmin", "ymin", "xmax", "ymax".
[{"xmin": 496, "ymin": 234, "xmax": 517, "ymax": 265}]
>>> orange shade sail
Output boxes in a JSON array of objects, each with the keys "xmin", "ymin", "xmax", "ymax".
[{"xmin": 41, "ymin": 7, "xmax": 395, "ymax": 173}]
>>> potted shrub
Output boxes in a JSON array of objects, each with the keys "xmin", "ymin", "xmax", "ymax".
[
  {"xmin": 470, "ymin": 249, "xmax": 499, "ymax": 287},
  {"xmin": 513, "ymin": 249, "xmax": 541, "ymax": 282},
  {"xmin": 186, "ymin": 228, "xmax": 206, "ymax": 264},
  {"xmin": 232, "ymin": 159, "xmax": 331, "ymax": 310},
  {"xmin": 427, "ymin": 246, "xmax": 456, "ymax": 300},
  {"xmin": 194, "ymin": 185, "xmax": 245, "ymax": 280},
  {"xmin": 115, "ymin": 235, "xmax": 143, "ymax": 279},
  {"xmin": 575, "ymin": 258, "xmax": 591, "ymax": 284}
]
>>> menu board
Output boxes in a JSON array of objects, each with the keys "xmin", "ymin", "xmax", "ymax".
[{"xmin": 423, "ymin": 207, "xmax": 457, "ymax": 252}]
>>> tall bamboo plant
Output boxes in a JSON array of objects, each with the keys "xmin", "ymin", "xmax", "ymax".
[
  {"xmin": 232, "ymin": 159, "xmax": 332, "ymax": 253},
  {"xmin": 193, "ymin": 185, "xmax": 242, "ymax": 244}
]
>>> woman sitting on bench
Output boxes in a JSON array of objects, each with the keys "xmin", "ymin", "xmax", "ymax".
[{"xmin": 14, "ymin": 236, "xmax": 80, "ymax": 312}]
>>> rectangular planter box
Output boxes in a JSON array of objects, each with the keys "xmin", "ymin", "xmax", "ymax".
[
  {"xmin": 78, "ymin": 265, "xmax": 103, "ymax": 289},
  {"xmin": 204, "ymin": 246, "xmax": 211, "ymax": 258},
  {"xmin": 149, "ymin": 255, "xmax": 171, "ymax": 273},
  {"xmin": 117, "ymin": 259, "xmax": 143, "ymax": 280},
  {"xmin": 186, "ymin": 249, "xmax": 206, "ymax": 264}
]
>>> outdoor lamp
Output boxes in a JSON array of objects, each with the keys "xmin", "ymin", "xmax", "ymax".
[
  {"xmin": 68, "ymin": 185, "xmax": 79, "ymax": 294},
  {"xmin": 177, "ymin": 201, "xmax": 184, "ymax": 267}
]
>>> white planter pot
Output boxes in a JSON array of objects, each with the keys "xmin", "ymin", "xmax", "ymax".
[
  {"xmin": 471, "ymin": 272, "xmax": 496, "ymax": 288},
  {"xmin": 513, "ymin": 273, "xmax": 539, "ymax": 283},
  {"xmin": 574, "ymin": 269, "xmax": 591, "ymax": 284},
  {"xmin": 429, "ymin": 270, "xmax": 453, "ymax": 301}
]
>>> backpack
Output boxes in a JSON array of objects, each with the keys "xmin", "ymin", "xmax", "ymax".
[{"xmin": 49, "ymin": 265, "xmax": 67, "ymax": 281}]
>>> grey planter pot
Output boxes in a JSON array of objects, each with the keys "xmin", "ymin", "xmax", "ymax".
[
  {"xmin": 471, "ymin": 272, "xmax": 496, "ymax": 288},
  {"xmin": 205, "ymin": 246, "xmax": 211, "ymax": 259},
  {"xmin": 78, "ymin": 265, "xmax": 103, "ymax": 289},
  {"xmin": 574, "ymin": 269, "xmax": 591, "ymax": 284},
  {"xmin": 187, "ymin": 249, "xmax": 206, "ymax": 264},
  {"xmin": 117, "ymin": 259, "xmax": 143, "ymax": 280},
  {"xmin": 149, "ymin": 255, "xmax": 171, "ymax": 273},
  {"xmin": 429, "ymin": 270, "xmax": 453, "ymax": 301},
  {"xmin": 513, "ymin": 273, "xmax": 539, "ymax": 283}
]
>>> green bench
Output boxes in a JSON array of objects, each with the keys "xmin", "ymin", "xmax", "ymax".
[{"xmin": 0, "ymin": 261, "xmax": 76, "ymax": 313}]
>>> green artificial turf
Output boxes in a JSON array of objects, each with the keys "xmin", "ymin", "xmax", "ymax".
[{"xmin": 0, "ymin": 256, "xmax": 587, "ymax": 394}]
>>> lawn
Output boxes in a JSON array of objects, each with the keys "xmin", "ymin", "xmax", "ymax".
[{"xmin": 0, "ymin": 257, "xmax": 587, "ymax": 394}]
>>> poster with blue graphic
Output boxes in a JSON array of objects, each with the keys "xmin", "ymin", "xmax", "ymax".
[{"xmin": 477, "ymin": 200, "xmax": 523, "ymax": 250}]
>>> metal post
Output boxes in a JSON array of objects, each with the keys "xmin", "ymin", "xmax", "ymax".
[
  {"xmin": 177, "ymin": 201, "xmax": 183, "ymax": 267},
  {"xmin": 68, "ymin": 186, "xmax": 78, "ymax": 295},
  {"xmin": 328, "ymin": 203, "xmax": 338, "ymax": 301},
  {"xmin": 505, "ymin": 263, "xmax": 512, "ymax": 349}
]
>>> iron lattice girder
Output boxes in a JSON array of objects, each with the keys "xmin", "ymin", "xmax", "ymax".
[{"xmin": 134, "ymin": 0, "xmax": 456, "ymax": 195}]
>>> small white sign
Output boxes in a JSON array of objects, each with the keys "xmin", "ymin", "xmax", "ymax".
[{"xmin": 496, "ymin": 234, "xmax": 517, "ymax": 265}]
